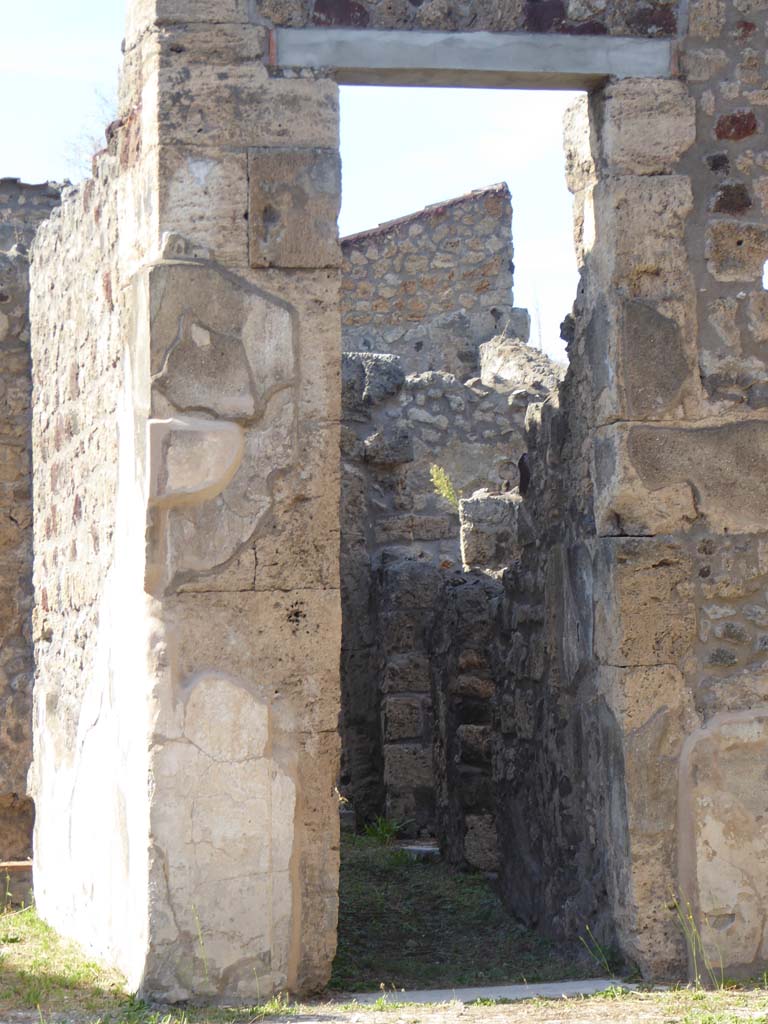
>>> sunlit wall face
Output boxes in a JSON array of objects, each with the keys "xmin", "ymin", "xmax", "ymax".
[{"xmin": 339, "ymin": 86, "xmax": 584, "ymax": 363}]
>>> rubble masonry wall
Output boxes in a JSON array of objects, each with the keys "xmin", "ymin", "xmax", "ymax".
[{"xmin": 0, "ymin": 180, "xmax": 60, "ymax": 867}]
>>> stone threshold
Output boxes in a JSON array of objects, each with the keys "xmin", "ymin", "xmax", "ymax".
[{"xmin": 349, "ymin": 979, "xmax": 630, "ymax": 1005}]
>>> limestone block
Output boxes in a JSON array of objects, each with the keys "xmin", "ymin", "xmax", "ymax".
[
  {"xmin": 375, "ymin": 514, "xmax": 456, "ymax": 544},
  {"xmin": 706, "ymin": 221, "xmax": 768, "ymax": 282},
  {"xmin": 595, "ymin": 538, "xmax": 695, "ymax": 667},
  {"xmin": 688, "ymin": 0, "xmax": 726, "ymax": 38},
  {"xmin": 680, "ymin": 712, "xmax": 768, "ymax": 975},
  {"xmin": 168, "ymin": 589, "xmax": 341, "ymax": 734},
  {"xmin": 158, "ymin": 147, "xmax": 249, "ymax": 267},
  {"xmin": 125, "ymin": 0, "xmax": 252, "ymax": 47},
  {"xmin": 382, "ymin": 653, "xmax": 432, "ymax": 694},
  {"xmin": 563, "ymin": 94, "xmax": 595, "ymax": 196},
  {"xmin": 149, "ymin": 262, "xmax": 296, "ymax": 419},
  {"xmin": 623, "ymin": 421, "xmax": 768, "ymax": 535},
  {"xmin": 594, "ymin": 419, "xmax": 768, "ymax": 538},
  {"xmin": 460, "ymin": 490, "xmax": 522, "ymax": 571},
  {"xmin": 599, "ymin": 80, "xmax": 696, "ymax": 175},
  {"xmin": 157, "ymin": 65, "xmax": 339, "ymax": 150},
  {"xmin": 380, "ymin": 559, "xmax": 443, "ymax": 609},
  {"xmin": 594, "ymin": 176, "xmax": 694, "ymax": 302},
  {"xmin": 249, "ymin": 148, "xmax": 341, "ymax": 269},
  {"xmin": 594, "ymin": 427, "xmax": 699, "ymax": 537},
  {"xmin": 617, "ymin": 299, "xmax": 699, "ymax": 420},
  {"xmin": 160, "ymin": 22, "xmax": 267, "ymax": 63}
]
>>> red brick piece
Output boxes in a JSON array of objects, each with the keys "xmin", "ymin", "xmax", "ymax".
[{"xmin": 716, "ymin": 110, "xmax": 759, "ymax": 141}]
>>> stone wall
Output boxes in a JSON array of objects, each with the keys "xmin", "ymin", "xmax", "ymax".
[
  {"xmin": 30, "ymin": 1, "xmax": 343, "ymax": 1001},
  {"xmin": 339, "ymin": 351, "xmax": 529, "ymax": 835},
  {"xmin": 19, "ymin": 0, "xmax": 768, "ymax": 998},
  {"xmin": 492, "ymin": 33, "xmax": 768, "ymax": 981},
  {"xmin": 431, "ymin": 571, "xmax": 504, "ymax": 873},
  {"xmin": 252, "ymin": 0, "xmax": 678, "ymax": 35},
  {"xmin": 0, "ymin": 182, "xmax": 60, "ymax": 866},
  {"xmin": 341, "ymin": 185, "xmax": 527, "ymax": 379},
  {"xmin": 339, "ymin": 181, "xmax": 561, "ymax": 847}
]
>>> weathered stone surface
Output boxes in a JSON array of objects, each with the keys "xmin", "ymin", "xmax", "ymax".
[
  {"xmin": 342, "ymin": 185, "xmax": 515, "ymax": 380},
  {"xmin": 599, "ymin": 80, "xmax": 696, "ymax": 175},
  {"xmin": 0, "ymin": 184, "xmax": 60, "ymax": 864},
  {"xmin": 21, "ymin": 0, "xmax": 768, "ymax": 1000},
  {"xmin": 706, "ymin": 220, "xmax": 768, "ymax": 280},
  {"xmin": 625, "ymin": 421, "xmax": 768, "ymax": 534},
  {"xmin": 594, "ymin": 426, "xmax": 699, "ymax": 536},
  {"xmin": 680, "ymin": 714, "xmax": 768, "ymax": 976},
  {"xmin": 600, "ymin": 665, "xmax": 696, "ymax": 974},
  {"xmin": 249, "ymin": 148, "xmax": 341, "ymax": 269},
  {"xmin": 460, "ymin": 490, "xmax": 523, "ymax": 571},
  {"xmin": 595, "ymin": 538, "xmax": 696, "ymax": 666},
  {"xmin": 618, "ymin": 300, "xmax": 697, "ymax": 420},
  {"xmin": 149, "ymin": 261, "xmax": 296, "ymax": 415},
  {"xmin": 479, "ymin": 334, "xmax": 563, "ymax": 393}
]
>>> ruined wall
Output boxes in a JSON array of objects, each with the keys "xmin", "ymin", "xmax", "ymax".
[
  {"xmin": 495, "ymin": 21, "xmax": 768, "ymax": 980},
  {"xmin": 0, "ymin": 182, "xmax": 60, "ymax": 865},
  {"xmin": 255, "ymin": 0, "xmax": 678, "ymax": 35},
  {"xmin": 30, "ymin": 156, "xmax": 151, "ymax": 983},
  {"xmin": 342, "ymin": 185, "xmax": 526, "ymax": 379},
  {"xmin": 30, "ymin": 0, "xmax": 342, "ymax": 1001},
  {"xmin": 25, "ymin": 0, "xmax": 768, "ymax": 997},
  {"xmin": 432, "ymin": 571, "xmax": 504, "ymax": 873},
  {"xmin": 340, "ymin": 352, "xmax": 525, "ymax": 832}
]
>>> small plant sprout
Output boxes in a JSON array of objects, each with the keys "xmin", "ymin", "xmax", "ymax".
[
  {"xmin": 362, "ymin": 816, "xmax": 412, "ymax": 844},
  {"xmin": 672, "ymin": 895, "xmax": 725, "ymax": 990},
  {"xmin": 579, "ymin": 924, "xmax": 614, "ymax": 977},
  {"xmin": 191, "ymin": 904, "xmax": 210, "ymax": 985},
  {"xmin": 430, "ymin": 464, "xmax": 460, "ymax": 511}
]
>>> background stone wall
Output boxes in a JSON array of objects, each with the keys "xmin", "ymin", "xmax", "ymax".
[
  {"xmin": 341, "ymin": 185, "xmax": 527, "ymax": 379},
  {"xmin": 252, "ymin": 0, "xmax": 678, "ymax": 36},
  {"xmin": 339, "ymin": 187, "xmax": 561, "ymax": 852},
  {"xmin": 0, "ymin": 182, "xmax": 60, "ymax": 866}
]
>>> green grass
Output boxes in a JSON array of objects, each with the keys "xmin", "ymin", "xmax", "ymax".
[
  {"xmin": 329, "ymin": 833, "xmax": 599, "ymax": 992},
  {"xmin": 0, "ymin": 904, "xmax": 127, "ymax": 1015}
]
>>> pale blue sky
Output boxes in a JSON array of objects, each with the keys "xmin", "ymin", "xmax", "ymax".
[{"xmin": 0, "ymin": 2, "xmax": 579, "ymax": 359}]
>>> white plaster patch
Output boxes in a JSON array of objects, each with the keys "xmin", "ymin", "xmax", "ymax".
[
  {"xmin": 190, "ymin": 323, "xmax": 211, "ymax": 348},
  {"xmin": 184, "ymin": 673, "xmax": 269, "ymax": 761},
  {"xmin": 148, "ymin": 417, "xmax": 244, "ymax": 508},
  {"xmin": 188, "ymin": 158, "xmax": 216, "ymax": 188}
]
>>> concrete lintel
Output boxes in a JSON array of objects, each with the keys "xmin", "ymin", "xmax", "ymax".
[{"xmin": 275, "ymin": 29, "xmax": 673, "ymax": 90}]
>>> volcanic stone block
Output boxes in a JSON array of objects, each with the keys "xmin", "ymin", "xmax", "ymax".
[
  {"xmin": 706, "ymin": 221, "xmax": 768, "ymax": 281},
  {"xmin": 618, "ymin": 300, "xmax": 696, "ymax": 420},
  {"xmin": 460, "ymin": 490, "xmax": 523, "ymax": 570},
  {"xmin": 595, "ymin": 538, "xmax": 696, "ymax": 667},
  {"xmin": 680, "ymin": 713, "xmax": 768, "ymax": 975},
  {"xmin": 383, "ymin": 697, "xmax": 425, "ymax": 741},
  {"xmin": 249, "ymin": 147, "xmax": 341, "ymax": 269},
  {"xmin": 599, "ymin": 79, "xmax": 696, "ymax": 175}
]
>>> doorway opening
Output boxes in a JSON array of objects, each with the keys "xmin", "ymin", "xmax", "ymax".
[{"xmin": 332, "ymin": 85, "xmax": 601, "ymax": 993}]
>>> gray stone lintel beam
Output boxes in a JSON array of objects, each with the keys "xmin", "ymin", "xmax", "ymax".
[{"xmin": 274, "ymin": 29, "xmax": 673, "ymax": 90}]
